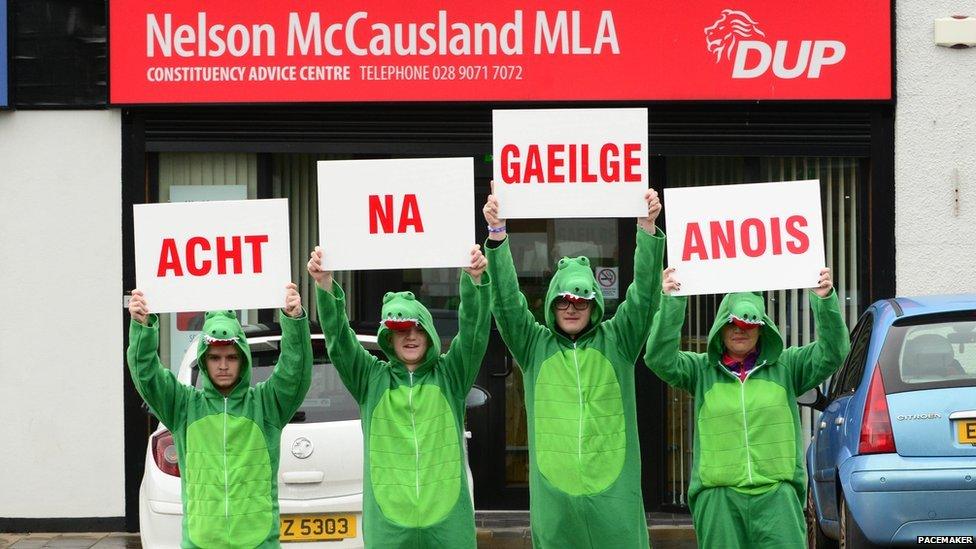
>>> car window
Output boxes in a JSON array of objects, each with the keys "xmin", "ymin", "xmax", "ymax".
[
  {"xmin": 880, "ymin": 312, "xmax": 976, "ymax": 393},
  {"xmin": 193, "ymin": 338, "xmax": 383, "ymax": 422},
  {"xmin": 828, "ymin": 313, "xmax": 873, "ymax": 400}
]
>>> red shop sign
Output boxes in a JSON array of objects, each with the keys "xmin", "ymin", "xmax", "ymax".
[{"xmin": 109, "ymin": 0, "xmax": 891, "ymax": 104}]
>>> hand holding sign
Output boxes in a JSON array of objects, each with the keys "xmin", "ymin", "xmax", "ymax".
[
  {"xmin": 638, "ymin": 188, "xmax": 661, "ymax": 232},
  {"xmin": 283, "ymin": 283, "xmax": 303, "ymax": 318},
  {"xmin": 307, "ymin": 246, "xmax": 334, "ymax": 292},
  {"xmin": 662, "ymin": 267, "xmax": 681, "ymax": 295},
  {"xmin": 814, "ymin": 268, "xmax": 833, "ymax": 298},
  {"xmin": 129, "ymin": 290, "xmax": 149, "ymax": 325},
  {"xmin": 463, "ymin": 245, "xmax": 488, "ymax": 284},
  {"xmin": 483, "ymin": 183, "xmax": 507, "ymax": 241}
]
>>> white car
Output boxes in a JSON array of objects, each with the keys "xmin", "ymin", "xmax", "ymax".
[{"xmin": 139, "ymin": 328, "xmax": 486, "ymax": 548}]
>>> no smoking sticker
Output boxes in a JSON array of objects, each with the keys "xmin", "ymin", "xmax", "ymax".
[{"xmin": 596, "ymin": 266, "xmax": 619, "ymax": 299}]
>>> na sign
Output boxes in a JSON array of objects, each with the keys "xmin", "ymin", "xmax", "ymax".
[
  {"xmin": 317, "ymin": 158, "xmax": 475, "ymax": 271},
  {"xmin": 134, "ymin": 199, "xmax": 292, "ymax": 313},
  {"xmin": 492, "ymin": 108, "xmax": 648, "ymax": 219},
  {"xmin": 664, "ymin": 180, "xmax": 826, "ymax": 296}
]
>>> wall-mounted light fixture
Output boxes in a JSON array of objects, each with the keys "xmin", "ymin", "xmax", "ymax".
[{"xmin": 935, "ymin": 16, "xmax": 976, "ymax": 48}]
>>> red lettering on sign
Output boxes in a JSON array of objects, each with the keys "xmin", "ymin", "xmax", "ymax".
[
  {"xmin": 244, "ymin": 235, "xmax": 269, "ymax": 273},
  {"xmin": 681, "ymin": 216, "xmax": 811, "ymax": 261},
  {"xmin": 710, "ymin": 220, "xmax": 736, "ymax": 259},
  {"xmin": 157, "ymin": 238, "xmax": 184, "ymax": 277},
  {"xmin": 369, "ymin": 194, "xmax": 394, "ymax": 234},
  {"xmin": 547, "ymin": 144, "xmax": 565, "ymax": 183},
  {"xmin": 216, "ymin": 236, "xmax": 242, "ymax": 275},
  {"xmin": 623, "ymin": 143, "xmax": 641, "ymax": 182},
  {"xmin": 524, "ymin": 145, "xmax": 544, "ymax": 183},
  {"xmin": 682, "ymin": 223, "xmax": 707, "ymax": 261},
  {"xmin": 398, "ymin": 194, "xmax": 425, "ymax": 233},
  {"xmin": 741, "ymin": 218, "xmax": 766, "ymax": 258},
  {"xmin": 369, "ymin": 194, "xmax": 425, "ymax": 234},
  {"xmin": 498, "ymin": 143, "xmax": 642, "ymax": 184},
  {"xmin": 785, "ymin": 215, "xmax": 810, "ymax": 253},
  {"xmin": 600, "ymin": 143, "xmax": 620, "ymax": 182},
  {"xmin": 186, "ymin": 237, "xmax": 212, "ymax": 276},
  {"xmin": 156, "ymin": 235, "xmax": 269, "ymax": 277}
]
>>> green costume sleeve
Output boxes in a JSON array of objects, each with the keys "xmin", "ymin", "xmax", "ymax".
[
  {"xmin": 485, "ymin": 237, "xmax": 547, "ymax": 370},
  {"xmin": 441, "ymin": 271, "xmax": 492, "ymax": 396},
  {"xmin": 781, "ymin": 289, "xmax": 851, "ymax": 394},
  {"xmin": 316, "ymin": 282, "xmax": 382, "ymax": 404},
  {"xmin": 126, "ymin": 315, "xmax": 190, "ymax": 428},
  {"xmin": 644, "ymin": 294, "xmax": 704, "ymax": 393},
  {"xmin": 602, "ymin": 226, "xmax": 666, "ymax": 362},
  {"xmin": 258, "ymin": 309, "xmax": 313, "ymax": 428}
]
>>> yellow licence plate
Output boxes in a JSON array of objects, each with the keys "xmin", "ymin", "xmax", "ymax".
[
  {"xmin": 280, "ymin": 514, "xmax": 356, "ymax": 542},
  {"xmin": 957, "ymin": 420, "xmax": 976, "ymax": 445}
]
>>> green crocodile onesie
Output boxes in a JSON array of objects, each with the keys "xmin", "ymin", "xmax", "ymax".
[
  {"xmin": 645, "ymin": 291, "xmax": 850, "ymax": 548},
  {"xmin": 315, "ymin": 271, "xmax": 491, "ymax": 548},
  {"xmin": 485, "ymin": 227, "xmax": 665, "ymax": 549},
  {"xmin": 127, "ymin": 309, "xmax": 313, "ymax": 548}
]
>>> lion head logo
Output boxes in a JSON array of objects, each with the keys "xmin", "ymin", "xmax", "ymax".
[{"xmin": 704, "ymin": 9, "xmax": 765, "ymax": 63}]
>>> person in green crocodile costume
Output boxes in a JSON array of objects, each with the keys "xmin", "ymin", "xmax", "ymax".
[
  {"xmin": 645, "ymin": 267, "xmax": 850, "ymax": 548},
  {"xmin": 306, "ymin": 244, "xmax": 490, "ymax": 548},
  {"xmin": 482, "ymin": 188, "xmax": 665, "ymax": 548},
  {"xmin": 126, "ymin": 283, "xmax": 313, "ymax": 548}
]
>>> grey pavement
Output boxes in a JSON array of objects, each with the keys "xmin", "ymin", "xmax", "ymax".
[{"xmin": 0, "ymin": 519, "xmax": 697, "ymax": 549}]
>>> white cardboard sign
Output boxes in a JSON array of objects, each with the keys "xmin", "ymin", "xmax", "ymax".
[
  {"xmin": 134, "ymin": 199, "xmax": 292, "ymax": 313},
  {"xmin": 664, "ymin": 180, "xmax": 826, "ymax": 296},
  {"xmin": 492, "ymin": 108, "xmax": 649, "ymax": 219},
  {"xmin": 317, "ymin": 158, "xmax": 474, "ymax": 271}
]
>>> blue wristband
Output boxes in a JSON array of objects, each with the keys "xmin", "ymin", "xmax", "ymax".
[{"xmin": 487, "ymin": 225, "xmax": 507, "ymax": 233}]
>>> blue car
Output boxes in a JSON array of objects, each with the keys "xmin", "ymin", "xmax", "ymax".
[{"xmin": 804, "ymin": 294, "xmax": 976, "ymax": 548}]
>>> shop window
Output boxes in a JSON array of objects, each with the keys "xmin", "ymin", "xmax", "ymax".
[
  {"xmin": 661, "ymin": 156, "xmax": 865, "ymax": 508},
  {"xmin": 10, "ymin": 0, "xmax": 107, "ymax": 107}
]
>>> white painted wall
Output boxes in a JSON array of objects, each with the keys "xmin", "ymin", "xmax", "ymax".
[
  {"xmin": 896, "ymin": 4, "xmax": 976, "ymax": 295},
  {"xmin": 0, "ymin": 111, "xmax": 124, "ymax": 517}
]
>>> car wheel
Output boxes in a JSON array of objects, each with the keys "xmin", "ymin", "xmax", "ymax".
[
  {"xmin": 839, "ymin": 492, "xmax": 878, "ymax": 549},
  {"xmin": 807, "ymin": 487, "xmax": 838, "ymax": 549}
]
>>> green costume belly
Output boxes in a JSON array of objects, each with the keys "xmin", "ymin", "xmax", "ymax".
[
  {"xmin": 534, "ymin": 347, "xmax": 626, "ymax": 496},
  {"xmin": 369, "ymin": 384, "xmax": 461, "ymax": 528},
  {"xmin": 697, "ymin": 378, "xmax": 795, "ymax": 490},
  {"xmin": 185, "ymin": 413, "xmax": 272, "ymax": 548}
]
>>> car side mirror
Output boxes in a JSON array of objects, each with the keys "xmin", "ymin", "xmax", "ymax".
[
  {"xmin": 797, "ymin": 386, "xmax": 828, "ymax": 411},
  {"xmin": 465, "ymin": 385, "xmax": 490, "ymax": 409}
]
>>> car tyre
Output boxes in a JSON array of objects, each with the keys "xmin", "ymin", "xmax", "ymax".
[
  {"xmin": 806, "ymin": 486, "xmax": 838, "ymax": 549},
  {"xmin": 839, "ymin": 491, "xmax": 879, "ymax": 549}
]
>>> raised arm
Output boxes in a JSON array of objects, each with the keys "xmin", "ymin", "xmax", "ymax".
[
  {"xmin": 782, "ymin": 269, "xmax": 851, "ymax": 394},
  {"xmin": 643, "ymin": 275, "xmax": 704, "ymax": 393},
  {"xmin": 483, "ymin": 191, "xmax": 545, "ymax": 368},
  {"xmin": 125, "ymin": 290, "xmax": 190, "ymax": 429},
  {"xmin": 441, "ymin": 246, "xmax": 492, "ymax": 396},
  {"xmin": 309, "ymin": 247, "xmax": 381, "ymax": 403},
  {"xmin": 259, "ymin": 283, "xmax": 314, "ymax": 428}
]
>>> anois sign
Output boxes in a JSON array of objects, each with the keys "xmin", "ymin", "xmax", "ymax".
[{"xmin": 110, "ymin": 1, "xmax": 891, "ymax": 104}]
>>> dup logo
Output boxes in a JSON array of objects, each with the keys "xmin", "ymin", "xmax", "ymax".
[{"xmin": 705, "ymin": 9, "xmax": 846, "ymax": 79}]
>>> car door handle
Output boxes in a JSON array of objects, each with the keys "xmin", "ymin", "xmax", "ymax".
[
  {"xmin": 834, "ymin": 417, "xmax": 845, "ymax": 425},
  {"xmin": 819, "ymin": 421, "xmax": 827, "ymax": 430},
  {"xmin": 282, "ymin": 471, "xmax": 324, "ymax": 484}
]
